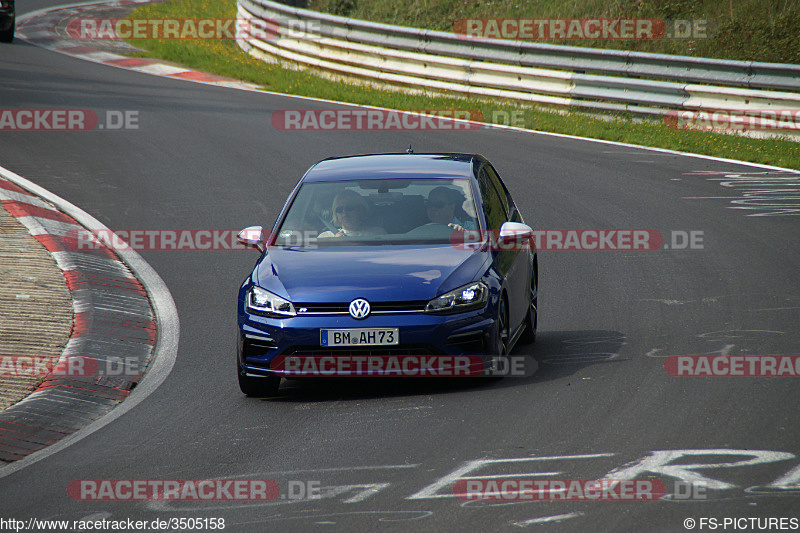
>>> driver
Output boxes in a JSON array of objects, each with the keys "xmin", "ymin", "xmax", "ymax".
[
  {"xmin": 318, "ymin": 190, "xmax": 386, "ymax": 238},
  {"xmin": 424, "ymin": 186, "xmax": 476, "ymax": 231}
]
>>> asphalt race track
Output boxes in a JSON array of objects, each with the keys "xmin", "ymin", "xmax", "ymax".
[{"xmin": 1, "ymin": 2, "xmax": 799, "ymax": 530}]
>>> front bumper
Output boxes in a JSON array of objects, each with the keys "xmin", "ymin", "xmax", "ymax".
[{"xmin": 237, "ymin": 307, "xmax": 497, "ymax": 378}]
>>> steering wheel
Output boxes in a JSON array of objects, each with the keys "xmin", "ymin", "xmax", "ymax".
[{"xmin": 405, "ymin": 222, "xmax": 452, "ymax": 237}]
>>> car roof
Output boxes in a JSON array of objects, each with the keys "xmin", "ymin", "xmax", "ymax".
[{"xmin": 301, "ymin": 153, "xmax": 485, "ymax": 182}]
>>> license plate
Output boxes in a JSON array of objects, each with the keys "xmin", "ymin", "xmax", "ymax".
[{"xmin": 321, "ymin": 328, "xmax": 399, "ymax": 347}]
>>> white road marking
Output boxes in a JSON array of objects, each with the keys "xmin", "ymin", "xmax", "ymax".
[
  {"xmin": 77, "ymin": 512, "xmax": 112, "ymax": 522},
  {"xmin": 322, "ymin": 483, "xmax": 391, "ymax": 503},
  {"xmin": 80, "ymin": 51, "xmax": 126, "ymax": 62},
  {"xmin": 407, "ymin": 454, "xmax": 615, "ymax": 500},
  {"xmin": 229, "ymin": 464, "xmax": 421, "ymax": 476},
  {"xmin": 762, "ymin": 462, "xmax": 800, "ymax": 489},
  {"xmin": 130, "ymin": 64, "xmax": 192, "ymax": 76},
  {"xmin": 682, "ymin": 171, "xmax": 800, "ymax": 216},
  {"xmin": 512, "ymin": 512, "xmax": 584, "ymax": 527},
  {"xmin": 603, "ymin": 450, "xmax": 796, "ymax": 490},
  {"xmin": 466, "ymin": 472, "xmax": 560, "ymax": 479},
  {"xmin": 601, "ymin": 151, "xmax": 676, "ymax": 155}
]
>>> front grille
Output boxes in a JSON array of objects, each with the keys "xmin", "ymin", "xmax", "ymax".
[
  {"xmin": 295, "ymin": 303, "xmax": 347, "ymax": 313},
  {"xmin": 372, "ymin": 301, "xmax": 427, "ymax": 312},
  {"xmin": 295, "ymin": 301, "xmax": 427, "ymax": 315},
  {"xmin": 284, "ymin": 344, "xmax": 441, "ymax": 356}
]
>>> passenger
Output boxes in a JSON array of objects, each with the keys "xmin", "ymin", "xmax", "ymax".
[
  {"xmin": 318, "ymin": 190, "xmax": 386, "ymax": 238},
  {"xmin": 424, "ymin": 186, "xmax": 476, "ymax": 231}
]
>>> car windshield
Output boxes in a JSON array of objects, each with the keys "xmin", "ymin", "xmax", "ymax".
[{"xmin": 273, "ymin": 178, "xmax": 480, "ymax": 246}]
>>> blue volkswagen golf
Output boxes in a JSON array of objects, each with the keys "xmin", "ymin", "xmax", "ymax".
[{"xmin": 236, "ymin": 153, "xmax": 537, "ymax": 395}]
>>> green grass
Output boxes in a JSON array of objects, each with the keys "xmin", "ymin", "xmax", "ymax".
[
  {"xmin": 126, "ymin": 0, "xmax": 800, "ymax": 170},
  {"xmin": 310, "ymin": 0, "xmax": 800, "ymax": 64}
]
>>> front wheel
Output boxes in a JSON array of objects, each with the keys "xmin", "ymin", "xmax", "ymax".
[
  {"xmin": 520, "ymin": 295, "xmax": 537, "ymax": 344},
  {"xmin": 520, "ymin": 267, "xmax": 537, "ymax": 344},
  {"xmin": 495, "ymin": 294, "xmax": 509, "ymax": 356},
  {"xmin": 484, "ymin": 294, "xmax": 510, "ymax": 378}
]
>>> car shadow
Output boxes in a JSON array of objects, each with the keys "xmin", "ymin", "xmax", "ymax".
[
  {"xmin": 492, "ymin": 328, "xmax": 628, "ymax": 390},
  {"xmin": 255, "ymin": 329, "xmax": 626, "ymax": 402}
]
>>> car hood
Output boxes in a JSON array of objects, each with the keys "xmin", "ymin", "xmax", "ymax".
[{"xmin": 253, "ymin": 245, "xmax": 487, "ymax": 303}]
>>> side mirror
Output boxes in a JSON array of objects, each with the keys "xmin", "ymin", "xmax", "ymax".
[
  {"xmin": 237, "ymin": 226, "xmax": 265, "ymax": 252},
  {"xmin": 498, "ymin": 222, "xmax": 533, "ymax": 250},
  {"xmin": 499, "ymin": 222, "xmax": 533, "ymax": 241}
]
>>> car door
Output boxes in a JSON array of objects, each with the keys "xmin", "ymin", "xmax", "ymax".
[{"xmin": 477, "ymin": 164, "xmax": 530, "ymax": 333}]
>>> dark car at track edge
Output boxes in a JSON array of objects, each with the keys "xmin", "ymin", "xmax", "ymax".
[{"xmin": 0, "ymin": 0, "xmax": 14, "ymax": 43}]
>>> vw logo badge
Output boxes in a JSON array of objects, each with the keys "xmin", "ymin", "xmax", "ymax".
[{"xmin": 349, "ymin": 298, "xmax": 371, "ymax": 319}]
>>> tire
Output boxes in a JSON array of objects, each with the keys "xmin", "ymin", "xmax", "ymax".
[
  {"xmin": 520, "ymin": 263, "xmax": 538, "ymax": 344},
  {"xmin": 238, "ymin": 368, "xmax": 280, "ymax": 397},
  {"xmin": 483, "ymin": 294, "xmax": 510, "ymax": 378},
  {"xmin": 0, "ymin": 21, "xmax": 13, "ymax": 43},
  {"xmin": 495, "ymin": 294, "xmax": 509, "ymax": 356}
]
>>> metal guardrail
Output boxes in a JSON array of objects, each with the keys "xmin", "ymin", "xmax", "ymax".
[{"xmin": 237, "ymin": 0, "xmax": 800, "ymax": 133}]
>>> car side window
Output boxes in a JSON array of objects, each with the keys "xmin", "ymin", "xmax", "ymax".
[
  {"xmin": 484, "ymin": 163, "xmax": 524, "ymax": 223},
  {"xmin": 478, "ymin": 167, "xmax": 508, "ymax": 230}
]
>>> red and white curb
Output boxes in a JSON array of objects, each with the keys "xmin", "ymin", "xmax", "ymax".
[
  {"xmin": 0, "ymin": 175, "xmax": 156, "ymax": 463},
  {"xmin": 15, "ymin": 0, "xmax": 260, "ymax": 91}
]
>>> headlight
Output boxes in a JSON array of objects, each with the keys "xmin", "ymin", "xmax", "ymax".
[
  {"xmin": 425, "ymin": 282, "xmax": 488, "ymax": 314},
  {"xmin": 247, "ymin": 286, "xmax": 296, "ymax": 317}
]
